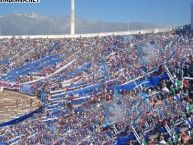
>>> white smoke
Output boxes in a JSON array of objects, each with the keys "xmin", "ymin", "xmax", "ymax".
[
  {"xmin": 140, "ymin": 42, "xmax": 159, "ymax": 65},
  {"xmin": 107, "ymin": 102, "xmax": 127, "ymax": 123}
]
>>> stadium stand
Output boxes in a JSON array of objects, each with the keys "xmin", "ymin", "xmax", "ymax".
[{"xmin": 0, "ymin": 25, "xmax": 192, "ymax": 145}]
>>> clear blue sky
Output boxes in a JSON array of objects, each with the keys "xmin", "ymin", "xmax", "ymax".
[{"xmin": 0, "ymin": 0, "xmax": 192, "ymax": 26}]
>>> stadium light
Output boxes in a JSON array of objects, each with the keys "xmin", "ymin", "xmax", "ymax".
[{"xmin": 71, "ymin": 0, "xmax": 75, "ymax": 35}]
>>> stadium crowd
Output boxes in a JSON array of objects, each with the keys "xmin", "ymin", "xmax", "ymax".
[{"xmin": 0, "ymin": 25, "xmax": 193, "ymax": 145}]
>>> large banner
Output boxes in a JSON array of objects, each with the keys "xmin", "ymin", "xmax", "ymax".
[
  {"xmin": 0, "ymin": 107, "xmax": 42, "ymax": 128},
  {"xmin": 19, "ymin": 84, "xmax": 34, "ymax": 96}
]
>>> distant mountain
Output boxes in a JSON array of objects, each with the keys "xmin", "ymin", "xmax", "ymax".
[{"xmin": 0, "ymin": 13, "xmax": 157, "ymax": 35}]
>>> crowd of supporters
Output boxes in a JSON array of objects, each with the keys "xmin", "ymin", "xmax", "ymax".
[{"xmin": 0, "ymin": 25, "xmax": 193, "ymax": 145}]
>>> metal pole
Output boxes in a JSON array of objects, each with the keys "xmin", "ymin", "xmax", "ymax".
[{"xmin": 71, "ymin": 0, "xmax": 75, "ymax": 35}]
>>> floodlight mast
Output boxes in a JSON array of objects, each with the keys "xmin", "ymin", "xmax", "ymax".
[{"xmin": 71, "ymin": 0, "xmax": 75, "ymax": 35}]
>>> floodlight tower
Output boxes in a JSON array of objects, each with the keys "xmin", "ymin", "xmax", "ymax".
[{"xmin": 71, "ymin": 0, "xmax": 75, "ymax": 35}]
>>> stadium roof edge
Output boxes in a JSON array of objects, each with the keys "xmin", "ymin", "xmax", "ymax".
[{"xmin": 0, "ymin": 28, "xmax": 172, "ymax": 39}]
